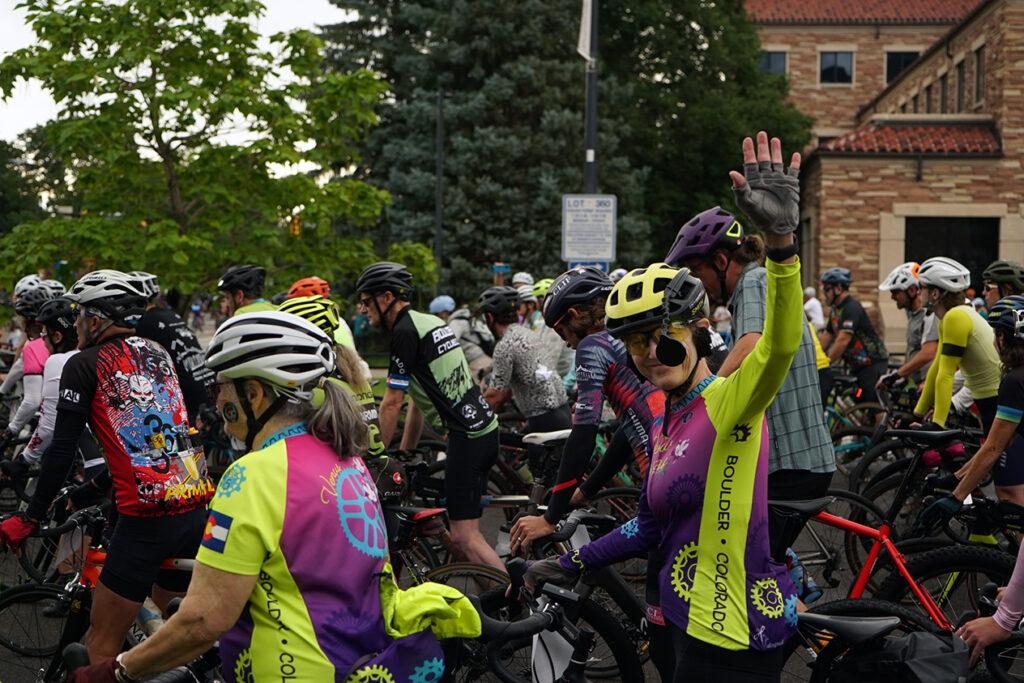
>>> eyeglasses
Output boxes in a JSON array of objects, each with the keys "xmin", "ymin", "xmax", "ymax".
[
  {"xmin": 208, "ymin": 379, "xmax": 235, "ymax": 403},
  {"xmin": 622, "ymin": 323, "xmax": 689, "ymax": 356},
  {"xmin": 356, "ymin": 295, "xmax": 375, "ymax": 310},
  {"xmin": 985, "ymin": 283, "xmax": 999, "ymax": 292}
]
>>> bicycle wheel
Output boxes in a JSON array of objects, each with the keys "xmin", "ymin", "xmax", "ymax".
[
  {"xmin": 784, "ymin": 598, "xmax": 941, "ymax": 683},
  {"xmin": 0, "ymin": 583, "xmax": 67, "ymax": 682},
  {"xmin": 873, "ymin": 545, "xmax": 1016, "ymax": 626},
  {"xmin": 846, "ymin": 439, "xmax": 913, "ymax": 494},
  {"xmin": 841, "ymin": 402, "xmax": 886, "ymax": 429},
  {"xmin": 860, "ymin": 470, "xmax": 929, "ymax": 540},
  {"xmin": 831, "ymin": 426, "xmax": 875, "ymax": 477},
  {"xmin": 789, "ymin": 489, "xmax": 889, "ymax": 606},
  {"xmin": 422, "ymin": 562, "xmax": 510, "ymax": 597}
]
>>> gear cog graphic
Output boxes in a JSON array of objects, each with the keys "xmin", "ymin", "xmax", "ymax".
[
  {"xmin": 667, "ymin": 473, "xmax": 704, "ymax": 510},
  {"xmin": 347, "ymin": 664, "xmax": 395, "ymax": 683},
  {"xmin": 730, "ymin": 423, "xmax": 752, "ymax": 443},
  {"xmin": 410, "ymin": 657, "xmax": 445, "ymax": 683},
  {"xmin": 619, "ymin": 518, "xmax": 639, "ymax": 538},
  {"xmin": 218, "ymin": 464, "xmax": 246, "ymax": 498},
  {"xmin": 233, "ymin": 648, "xmax": 254, "ymax": 683},
  {"xmin": 337, "ymin": 467, "xmax": 388, "ymax": 558},
  {"xmin": 751, "ymin": 577, "xmax": 785, "ymax": 618},
  {"xmin": 784, "ymin": 594, "xmax": 799, "ymax": 627},
  {"xmin": 670, "ymin": 542, "xmax": 699, "ymax": 601}
]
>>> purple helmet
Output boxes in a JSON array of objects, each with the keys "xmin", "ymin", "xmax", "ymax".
[{"xmin": 665, "ymin": 207, "xmax": 745, "ymax": 266}]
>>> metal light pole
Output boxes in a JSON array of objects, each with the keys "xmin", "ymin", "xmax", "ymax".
[
  {"xmin": 583, "ymin": 0, "xmax": 598, "ymax": 193},
  {"xmin": 434, "ymin": 89, "xmax": 445, "ymax": 292}
]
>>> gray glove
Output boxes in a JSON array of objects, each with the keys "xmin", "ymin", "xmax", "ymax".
[
  {"xmin": 732, "ymin": 160, "xmax": 800, "ymax": 235},
  {"xmin": 524, "ymin": 556, "xmax": 579, "ymax": 593}
]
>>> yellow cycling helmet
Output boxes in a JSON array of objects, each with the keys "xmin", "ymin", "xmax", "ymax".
[
  {"xmin": 277, "ymin": 295, "xmax": 340, "ymax": 337},
  {"xmin": 533, "ymin": 277, "xmax": 555, "ymax": 299},
  {"xmin": 605, "ymin": 263, "xmax": 680, "ymax": 338}
]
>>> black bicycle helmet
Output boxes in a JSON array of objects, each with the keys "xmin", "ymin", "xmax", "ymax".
[
  {"xmin": 983, "ymin": 260, "xmax": 1024, "ymax": 290},
  {"xmin": 821, "ymin": 267, "xmax": 853, "ymax": 287},
  {"xmin": 542, "ymin": 267, "xmax": 613, "ymax": 326},
  {"xmin": 217, "ymin": 265, "xmax": 266, "ymax": 296},
  {"xmin": 355, "ymin": 262, "xmax": 415, "ymax": 300},
  {"xmin": 66, "ymin": 269, "xmax": 149, "ymax": 326},
  {"xmin": 14, "ymin": 286, "xmax": 54, "ymax": 319},
  {"xmin": 36, "ymin": 296, "xmax": 78, "ymax": 333},
  {"xmin": 664, "ymin": 268, "xmax": 711, "ymax": 325},
  {"xmin": 478, "ymin": 286, "xmax": 519, "ymax": 317}
]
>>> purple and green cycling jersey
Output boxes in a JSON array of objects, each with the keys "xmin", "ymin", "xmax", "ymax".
[
  {"xmin": 559, "ymin": 258, "xmax": 805, "ymax": 652},
  {"xmin": 197, "ymin": 425, "xmax": 442, "ymax": 681}
]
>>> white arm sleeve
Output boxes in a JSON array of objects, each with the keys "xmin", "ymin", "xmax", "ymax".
[
  {"xmin": 23, "ymin": 360, "xmax": 63, "ymax": 463},
  {"xmin": 9, "ymin": 373, "xmax": 43, "ymax": 433},
  {"xmin": 0, "ymin": 357, "xmax": 24, "ymax": 395}
]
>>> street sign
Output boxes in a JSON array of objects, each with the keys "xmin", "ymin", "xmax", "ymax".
[
  {"xmin": 567, "ymin": 261, "xmax": 609, "ymax": 272},
  {"xmin": 562, "ymin": 194, "xmax": 616, "ymax": 262},
  {"xmin": 491, "ymin": 262, "xmax": 511, "ymax": 273}
]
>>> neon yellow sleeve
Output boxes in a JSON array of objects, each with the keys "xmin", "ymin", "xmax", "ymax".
[
  {"xmin": 707, "ymin": 258, "xmax": 804, "ymax": 426},
  {"xmin": 196, "ymin": 445, "xmax": 286, "ymax": 575},
  {"xmin": 914, "ymin": 346, "xmax": 940, "ymax": 416},
  {"xmin": 916, "ymin": 307, "xmax": 970, "ymax": 426}
]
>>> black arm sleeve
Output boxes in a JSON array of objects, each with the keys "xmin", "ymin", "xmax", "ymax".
[
  {"xmin": 543, "ymin": 424, "xmax": 598, "ymax": 524},
  {"xmin": 26, "ymin": 408, "xmax": 88, "ymax": 520},
  {"xmin": 579, "ymin": 423, "xmax": 633, "ymax": 499}
]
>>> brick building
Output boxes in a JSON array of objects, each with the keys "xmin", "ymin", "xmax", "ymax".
[{"xmin": 749, "ymin": 0, "xmax": 1022, "ymax": 348}]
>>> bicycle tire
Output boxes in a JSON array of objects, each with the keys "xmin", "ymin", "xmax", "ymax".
[
  {"xmin": 0, "ymin": 582, "xmax": 69, "ymax": 683},
  {"xmin": 873, "ymin": 545, "xmax": 1017, "ymax": 625},
  {"xmin": 831, "ymin": 426, "xmax": 875, "ymax": 476},
  {"xmin": 841, "ymin": 402, "xmax": 887, "ymax": 428},
  {"xmin": 846, "ymin": 438, "xmax": 911, "ymax": 494},
  {"xmin": 422, "ymin": 562, "xmax": 511, "ymax": 595}
]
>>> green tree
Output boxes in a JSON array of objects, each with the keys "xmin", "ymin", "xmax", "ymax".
[
  {"xmin": 0, "ymin": 0, "xmax": 399, "ymax": 296},
  {"xmin": 0, "ymin": 140, "xmax": 43, "ymax": 235},
  {"xmin": 322, "ymin": 0, "xmax": 653, "ymax": 300}
]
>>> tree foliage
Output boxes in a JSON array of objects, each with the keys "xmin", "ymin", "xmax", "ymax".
[
  {"xmin": 0, "ymin": 0, "xmax": 412, "ymax": 296},
  {"xmin": 323, "ymin": 0, "xmax": 811, "ymax": 296},
  {"xmin": 0, "ymin": 140, "xmax": 43, "ymax": 236}
]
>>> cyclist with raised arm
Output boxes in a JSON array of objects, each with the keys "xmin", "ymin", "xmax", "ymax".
[
  {"xmin": 914, "ymin": 257, "xmax": 1001, "ymax": 432},
  {"xmin": 528, "ymin": 132, "xmax": 805, "ymax": 682},
  {"xmin": 0, "ymin": 270, "xmax": 214, "ymax": 663},
  {"xmin": 69, "ymin": 311, "xmax": 450, "ymax": 682},
  {"xmin": 131, "ymin": 272, "xmax": 214, "ymax": 424},
  {"xmin": 508, "ymin": 265, "xmax": 665, "ymax": 550},
  {"xmin": 356, "ymin": 262, "xmax": 504, "ymax": 570},
  {"xmin": 877, "ymin": 261, "xmax": 937, "ymax": 388},
  {"xmin": 820, "ymin": 267, "xmax": 889, "ymax": 402},
  {"xmin": 217, "ymin": 265, "xmax": 275, "ymax": 317}
]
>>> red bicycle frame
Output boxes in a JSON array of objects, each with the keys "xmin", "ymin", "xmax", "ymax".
[{"xmin": 813, "ymin": 510, "xmax": 953, "ymax": 631}]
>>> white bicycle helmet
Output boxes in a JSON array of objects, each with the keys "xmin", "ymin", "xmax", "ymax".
[
  {"xmin": 66, "ymin": 270, "xmax": 149, "ymax": 325},
  {"xmin": 14, "ymin": 274, "xmax": 42, "ymax": 299},
  {"xmin": 917, "ymin": 257, "xmax": 972, "ymax": 293},
  {"xmin": 511, "ymin": 271, "xmax": 534, "ymax": 287},
  {"xmin": 127, "ymin": 271, "xmax": 159, "ymax": 299},
  {"xmin": 41, "ymin": 279, "xmax": 66, "ymax": 297},
  {"xmin": 205, "ymin": 311, "xmax": 335, "ymax": 400},
  {"xmin": 516, "ymin": 284, "xmax": 537, "ymax": 304},
  {"xmin": 878, "ymin": 262, "xmax": 920, "ymax": 292}
]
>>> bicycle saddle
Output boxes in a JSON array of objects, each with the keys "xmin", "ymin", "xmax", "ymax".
[
  {"xmin": 885, "ymin": 428, "xmax": 961, "ymax": 445},
  {"xmin": 523, "ymin": 429, "xmax": 572, "ymax": 445},
  {"xmin": 833, "ymin": 374, "xmax": 857, "ymax": 385},
  {"xmin": 798, "ymin": 613, "xmax": 901, "ymax": 645},
  {"xmin": 767, "ymin": 496, "xmax": 834, "ymax": 516}
]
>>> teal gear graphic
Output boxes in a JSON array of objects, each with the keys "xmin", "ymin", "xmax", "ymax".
[
  {"xmin": 410, "ymin": 657, "xmax": 445, "ymax": 683},
  {"xmin": 337, "ymin": 467, "xmax": 388, "ymax": 558},
  {"xmin": 784, "ymin": 594, "xmax": 799, "ymax": 627},
  {"xmin": 667, "ymin": 473, "xmax": 704, "ymax": 510},
  {"xmin": 730, "ymin": 423, "xmax": 752, "ymax": 443},
  {"xmin": 218, "ymin": 464, "xmax": 246, "ymax": 498},
  {"xmin": 347, "ymin": 664, "xmax": 395, "ymax": 683},
  {"xmin": 751, "ymin": 577, "xmax": 785, "ymax": 618},
  {"xmin": 670, "ymin": 542, "xmax": 699, "ymax": 601},
  {"xmin": 233, "ymin": 648, "xmax": 254, "ymax": 683},
  {"xmin": 620, "ymin": 518, "xmax": 639, "ymax": 538}
]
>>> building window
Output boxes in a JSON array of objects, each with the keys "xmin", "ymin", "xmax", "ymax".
[
  {"xmin": 940, "ymin": 74, "xmax": 948, "ymax": 113},
  {"xmin": 905, "ymin": 217, "xmax": 999, "ymax": 294},
  {"xmin": 912, "ymin": 94, "xmax": 919, "ymax": 113},
  {"xmin": 759, "ymin": 51, "xmax": 787, "ymax": 75},
  {"xmin": 820, "ymin": 52, "xmax": 853, "ymax": 84},
  {"xmin": 975, "ymin": 45, "xmax": 985, "ymax": 103},
  {"xmin": 886, "ymin": 51, "xmax": 919, "ymax": 83},
  {"xmin": 900, "ymin": 102, "xmax": 907, "ymax": 113},
  {"xmin": 925, "ymin": 84, "xmax": 933, "ymax": 112},
  {"xmin": 956, "ymin": 60, "xmax": 965, "ymax": 112}
]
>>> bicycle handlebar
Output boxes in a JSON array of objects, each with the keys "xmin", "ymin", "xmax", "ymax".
[
  {"xmin": 469, "ymin": 595, "xmax": 559, "ymax": 644},
  {"xmin": 27, "ymin": 504, "xmax": 106, "ymax": 539}
]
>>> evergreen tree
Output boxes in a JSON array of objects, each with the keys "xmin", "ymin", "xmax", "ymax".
[{"xmin": 0, "ymin": 140, "xmax": 43, "ymax": 235}]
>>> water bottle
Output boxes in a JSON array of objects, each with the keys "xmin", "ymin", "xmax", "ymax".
[{"xmin": 786, "ymin": 547, "xmax": 823, "ymax": 604}]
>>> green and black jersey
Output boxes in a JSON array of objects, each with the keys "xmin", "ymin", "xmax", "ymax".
[{"xmin": 386, "ymin": 308, "xmax": 497, "ymax": 437}]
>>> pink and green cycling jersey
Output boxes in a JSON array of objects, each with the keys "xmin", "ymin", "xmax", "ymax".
[
  {"xmin": 197, "ymin": 425, "xmax": 441, "ymax": 681},
  {"xmin": 22, "ymin": 337, "xmax": 49, "ymax": 375},
  {"xmin": 560, "ymin": 258, "xmax": 805, "ymax": 651}
]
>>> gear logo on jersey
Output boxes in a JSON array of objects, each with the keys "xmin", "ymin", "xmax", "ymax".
[{"xmin": 202, "ymin": 510, "xmax": 233, "ymax": 553}]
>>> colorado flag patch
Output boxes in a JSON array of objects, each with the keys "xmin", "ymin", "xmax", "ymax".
[{"xmin": 202, "ymin": 510, "xmax": 233, "ymax": 553}]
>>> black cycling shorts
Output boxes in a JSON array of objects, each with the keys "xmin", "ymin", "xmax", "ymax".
[
  {"xmin": 444, "ymin": 428, "xmax": 500, "ymax": 521},
  {"xmin": 100, "ymin": 506, "xmax": 207, "ymax": 602},
  {"xmin": 995, "ymin": 434, "xmax": 1024, "ymax": 487}
]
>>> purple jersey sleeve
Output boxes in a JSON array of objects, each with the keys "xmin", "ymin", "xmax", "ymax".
[
  {"xmin": 559, "ymin": 481, "xmax": 659, "ymax": 571},
  {"xmin": 572, "ymin": 333, "xmax": 613, "ymax": 427}
]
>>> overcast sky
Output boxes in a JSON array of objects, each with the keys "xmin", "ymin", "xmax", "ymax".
[{"xmin": 0, "ymin": 0, "xmax": 350, "ymax": 142}]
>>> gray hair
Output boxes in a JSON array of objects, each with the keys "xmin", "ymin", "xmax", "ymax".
[{"xmin": 264, "ymin": 379, "xmax": 368, "ymax": 458}]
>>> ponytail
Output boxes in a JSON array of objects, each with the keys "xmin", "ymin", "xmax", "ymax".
[
  {"xmin": 308, "ymin": 379, "xmax": 369, "ymax": 459},
  {"xmin": 733, "ymin": 234, "xmax": 765, "ymax": 267}
]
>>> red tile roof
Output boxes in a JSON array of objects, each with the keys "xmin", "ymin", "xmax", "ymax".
[
  {"xmin": 747, "ymin": 0, "xmax": 982, "ymax": 24},
  {"xmin": 820, "ymin": 122, "xmax": 1001, "ymax": 155}
]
